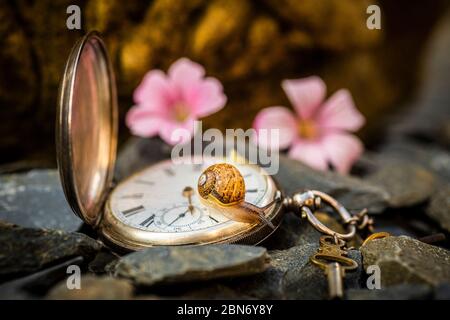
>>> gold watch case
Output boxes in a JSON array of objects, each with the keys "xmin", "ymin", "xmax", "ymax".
[
  {"xmin": 100, "ymin": 161, "xmax": 284, "ymax": 251},
  {"xmin": 57, "ymin": 32, "xmax": 285, "ymax": 251}
]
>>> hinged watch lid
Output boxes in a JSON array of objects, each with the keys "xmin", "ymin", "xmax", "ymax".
[{"xmin": 56, "ymin": 32, "xmax": 118, "ymax": 226}]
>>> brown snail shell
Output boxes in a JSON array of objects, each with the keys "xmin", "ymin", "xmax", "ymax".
[
  {"xmin": 197, "ymin": 163, "xmax": 276, "ymax": 229},
  {"xmin": 198, "ymin": 163, "xmax": 245, "ymax": 205}
]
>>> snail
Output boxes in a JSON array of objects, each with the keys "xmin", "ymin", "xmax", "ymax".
[{"xmin": 197, "ymin": 163, "xmax": 278, "ymax": 229}]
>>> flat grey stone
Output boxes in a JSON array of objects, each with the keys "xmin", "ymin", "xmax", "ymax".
[
  {"xmin": 231, "ymin": 244, "xmax": 363, "ymax": 299},
  {"xmin": 231, "ymin": 244, "xmax": 317, "ymax": 299},
  {"xmin": 361, "ymin": 236, "xmax": 450, "ymax": 287},
  {"xmin": 370, "ymin": 214, "xmax": 419, "ymax": 238},
  {"xmin": 0, "ymin": 256, "xmax": 84, "ymax": 300},
  {"xmin": 47, "ymin": 275, "xmax": 133, "ymax": 300},
  {"xmin": 378, "ymin": 141, "xmax": 450, "ymax": 184},
  {"xmin": 366, "ymin": 162, "xmax": 436, "ymax": 208},
  {"xmin": 0, "ymin": 221, "xmax": 102, "ymax": 279},
  {"xmin": 88, "ymin": 251, "xmax": 119, "ymax": 274},
  {"xmin": 434, "ymin": 283, "xmax": 450, "ymax": 300},
  {"xmin": 111, "ymin": 244, "xmax": 268, "ymax": 286},
  {"xmin": 282, "ymin": 248, "xmax": 363, "ymax": 299},
  {"xmin": 263, "ymin": 211, "xmax": 362, "ymax": 250},
  {"xmin": 427, "ymin": 186, "xmax": 450, "ymax": 233},
  {"xmin": 262, "ymin": 212, "xmax": 321, "ymax": 250},
  {"xmin": 0, "ymin": 170, "xmax": 81, "ymax": 232}
]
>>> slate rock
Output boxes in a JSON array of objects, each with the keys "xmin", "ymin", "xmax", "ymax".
[
  {"xmin": 111, "ymin": 245, "xmax": 268, "ymax": 286},
  {"xmin": 366, "ymin": 162, "xmax": 436, "ymax": 208},
  {"xmin": 277, "ymin": 155, "xmax": 389, "ymax": 214},
  {"xmin": 427, "ymin": 187, "xmax": 450, "ymax": 233},
  {"xmin": 263, "ymin": 211, "xmax": 361, "ymax": 250},
  {"xmin": 230, "ymin": 244, "xmax": 318, "ymax": 299},
  {"xmin": 0, "ymin": 256, "xmax": 84, "ymax": 300},
  {"xmin": 370, "ymin": 214, "xmax": 420, "ymax": 239},
  {"xmin": 47, "ymin": 275, "xmax": 133, "ymax": 300},
  {"xmin": 346, "ymin": 284, "xmax": 432, "ymax": 300},
  {"xmin": 262, "ymin": 212, "xmax": 321, "ymax": 250},
  {"xmin": 0, "ymin": 221, "xmax": 102, "ymax": 279},
  {"xmin": 378, "ymin": 141, "xmax": 450, "ymax": 184},
  {"xmin": 434, "ymin": 283, "xmax": 450, "ymax": 300},
  {"xmin": 0, "ymin": 170, "xmax": 81, "ymax": 232},
  {"xmin": 282, "ymin": 248, "xmax": 363, "ymax": 299},
  {"xmin": 361, "ymin": 236, "xmax": 450, "ymax": 287},
  {"xmin": 88, "ymin": 251, "xmax": 119, "ymax": 274},
  {"xmin": 229, "ymin": 244, "xmax": 363, "ymax": 299}
]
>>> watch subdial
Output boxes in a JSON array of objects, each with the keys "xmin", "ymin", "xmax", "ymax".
[{"xmin": 159, "ymin": 204, "xmax": 203, "ymax": 229}]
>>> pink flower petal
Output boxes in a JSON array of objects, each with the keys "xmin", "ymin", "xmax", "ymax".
[
  {"xmin": 158, "ymin": 117, "xmax": 198, "ymax": 146},
  {"xmin": 167, "ymin": 58, "xmax": 226, "ymax": 118},
  {"xmin": 282, "ymin": 76, "xmax": 326, "ymax": 120},
  {"xmin": 129, "ymin": 57, "xmax": 226, "ymax": 144},
  {"xmin": 185, "ymin": 77, "xmax": 227, "ymax": 118},
  {"xmin": 288, "ymin": 139, "xmax": 329, "ymax": 171},
  {"xmin": 133, "ymin": 70, "xmax": 173, "ymax": 112},
  {"xmin": 169, "ymin": 57, "xmax": 205, "ymax": 83},
  {"xmin": 125, "ymin": 106, "xmax": 163, "ymax": 137},
  {"xmin": 168, "ymin": 58, "xmax": 205, "ymax": 100},
  {"xmin": 321, "ymin": 132, "xmax": 363, "ymax": 174},
  {"xmin": 252, "ymin": 106, "xmax": 298, "ymax": 150},
  {"xmin": 317, "ymin": 89, "xmax": 365, "ymax": 132}
]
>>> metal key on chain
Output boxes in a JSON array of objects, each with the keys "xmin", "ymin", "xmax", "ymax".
[
  {"xmin": 310, "ymin": 235, "xmax": 358, "ymax": 299},
  {"xmin": 288, "ymin": 191, "xmax": 375, "ymax": 299}
]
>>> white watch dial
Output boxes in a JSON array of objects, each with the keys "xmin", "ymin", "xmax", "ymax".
[{"xmin": 109, "ymin": 157, "xmax": 272, "ymax": 234}]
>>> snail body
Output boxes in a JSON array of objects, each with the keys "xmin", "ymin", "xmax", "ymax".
[{"xmin": 197, "ymin": 163, "xmax": 277, "ymax": 229}]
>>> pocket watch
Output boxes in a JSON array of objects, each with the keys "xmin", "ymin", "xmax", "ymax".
[{"xmin": 57, "ymin": 32, "xmax": 367, "ymax": 252}]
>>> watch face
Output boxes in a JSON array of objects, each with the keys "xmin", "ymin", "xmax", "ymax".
[{"xmin": 102, "ymin": 157, "xmax": 282, "ymax": 249}]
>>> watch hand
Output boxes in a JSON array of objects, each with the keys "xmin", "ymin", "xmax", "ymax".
[
  {"xmin": 168, "ymin": 209, "xmax": 189, "ymax": 226},
  {"xmin": 182, "ymin": 186, "xmax": 195, "ymax": 215},
  {"xmin": 209, "ymin": 215, "xmax": 219, "ymax": 223}
]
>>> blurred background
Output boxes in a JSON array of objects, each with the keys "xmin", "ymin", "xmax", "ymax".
[{"xmin": 1, "ymin": 0, "xmax": 449, "ymax": 168}]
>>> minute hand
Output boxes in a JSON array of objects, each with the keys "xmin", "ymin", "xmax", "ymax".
[{"xmin": 168, "ymin": 209, "xmax": 189, "ymax": 226}]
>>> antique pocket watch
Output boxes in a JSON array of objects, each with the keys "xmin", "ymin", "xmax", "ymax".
[{"xmin": 57, "ymin": 32, "xmax": 365, "ymax": 252}]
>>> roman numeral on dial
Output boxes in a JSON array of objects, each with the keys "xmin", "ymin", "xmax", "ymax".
[
  {"xmin": 122, "ymin": 205, "xmax": 145, "ymax": 217},
  {"xmin": 120, "ymin": 193, "xmax": 144, "ymax": 199},
  {"xmin": 139, "ymin": 214, "xmax": 155, "ymax": 227},
  {"xmin": 164, "ymin": 168, "xmax": 175, "ymax": 176},
  {"xmin": 135, "ymin": 180, "xmax": 154, "ymax": 186}
]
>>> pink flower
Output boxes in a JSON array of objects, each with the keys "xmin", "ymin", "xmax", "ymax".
[
  {"xmin": 253, "ymin": 76, "xmax": 365, "ymax": 173},
  {"xmin": 126, "ymin": 58, "xmax": 227, "ymax": 145}
]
